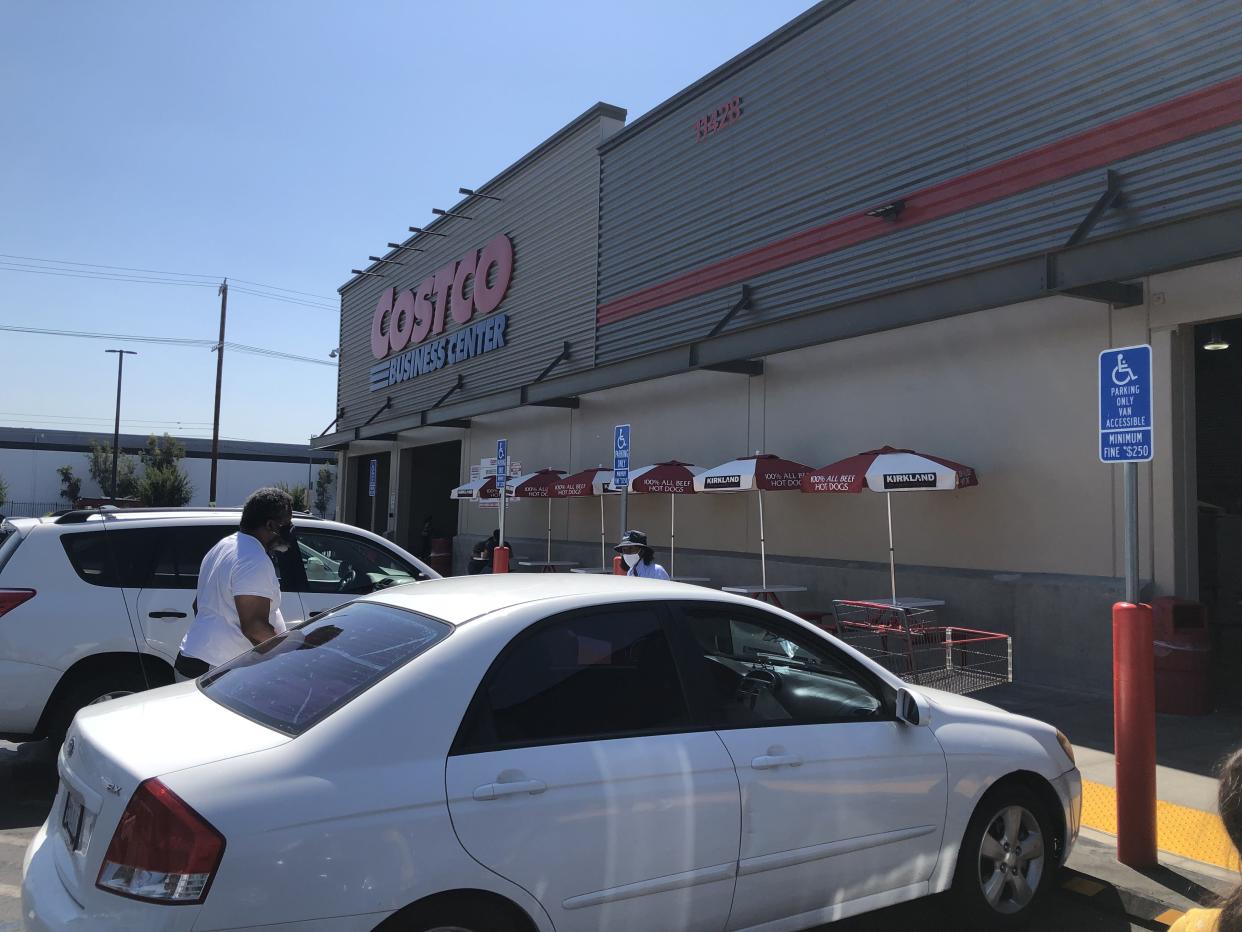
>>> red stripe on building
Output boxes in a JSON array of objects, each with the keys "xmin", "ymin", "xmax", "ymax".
[{"xmin": 597, "ymin": 73, "xmax": 1242, "ymax": 327}]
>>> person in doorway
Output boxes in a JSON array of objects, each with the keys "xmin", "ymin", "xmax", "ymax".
[
  {"xmin": 419, "ymin": 514, "xmax": 433, "ymax": 559},
  {"xmin": 485, "ymin": 528, "xmax": 512, "ymax": 564},
  {"xmin": 466, "ymin": 540, "xmax": 490, "ymax": 575},
  {"xmin": 1169, "ymin": 746, "xmax": 1242, "ymax": 931},
  {"xmin": 174, "ymin": 487, "xmax": 294, "ymax": 680},
  {"xmin": 615, "ymin": 529, "xmax": 670, "ymax": 580}
]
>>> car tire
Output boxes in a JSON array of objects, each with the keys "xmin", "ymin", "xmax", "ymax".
[
  {"xmin": 950, "ymin": 782, "xmax": 1055, "ymax": 929},
  {"xmin": 385, "ymin": 897, "xmax": 524, "ymax": 932},
  {"xmin": 45, "ymin": 668, "xmax": 150, "ymax": 748}
]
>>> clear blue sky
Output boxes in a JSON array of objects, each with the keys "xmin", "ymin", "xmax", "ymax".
[{"xmin": 0, "ymin": 0, "xmax": 813, "ymax": 444}]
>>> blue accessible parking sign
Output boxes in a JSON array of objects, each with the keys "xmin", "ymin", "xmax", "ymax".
[{"xmin": 1099, "ymin": 344, "xmax": 1153, "ymax": 463}]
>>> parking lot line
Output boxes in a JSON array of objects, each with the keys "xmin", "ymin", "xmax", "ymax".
[
  {"xmin": 1062, "ymin": 876, "xmax": 1105, "ymax": 896},
  {"xmin": 0, "ymin": 837, "xmax": 30, "ymax": 849},
  {"xmin": 0, "ymin": 885, "xmax": 20, "ymax": 900}
]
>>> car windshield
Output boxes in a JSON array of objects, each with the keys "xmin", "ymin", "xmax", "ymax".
[
  {"xmin": 299, "ymin": 537, "xmax": 422, "ymax": 590},
  {"xmin": 199, "ymin": 601, "xmax": 451, "ymax": 736}
]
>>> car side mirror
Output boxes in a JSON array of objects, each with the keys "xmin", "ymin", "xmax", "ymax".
[{"xmin": 896, "ymin": 687, "xmax": 929, "ymax": 727}]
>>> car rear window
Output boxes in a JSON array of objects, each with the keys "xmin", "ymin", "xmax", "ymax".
[
  {"xmin": 0, "ymin": 522, "xmax": 25, "ymax": 574},
  {"xmin": 199, "ymin": 601, "xmax": 451, "ymax": 736}
]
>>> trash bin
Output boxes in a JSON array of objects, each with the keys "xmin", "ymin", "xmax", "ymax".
[
  {"xmin": 1152, "ymin": 597, "xmax": 1213, "ymax": 716},
  {"xmin": 428, "ymin": 537, "xmax": 453, "ymax": 577}
]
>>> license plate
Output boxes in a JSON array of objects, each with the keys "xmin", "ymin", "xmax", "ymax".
[{"xmin": 61, "ymin": 790, "xmax": 86, "ymax": 852}]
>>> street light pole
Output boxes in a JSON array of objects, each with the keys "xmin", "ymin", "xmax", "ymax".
[
  {"xmin": 209, "ymin": 279, "xmax": 228, "ymax": 507},
  {"xmin": 105, "ymin": 349, "xmax": 137, "ymax": 504}
]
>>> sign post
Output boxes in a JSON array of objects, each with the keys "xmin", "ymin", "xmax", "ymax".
[
  {"xmin": 495, "ymin": 439, "xmax": 509, "ymax": 573},
  {"xmin": 1099, "ymin": 344, "xmax": 1156, "ymax": 868},
  {"xmin": 367, "ymin": 458, "xmax": 378, "ymax": 534},
  {"xmin": 614, "ymin": 424, "xmax": 631, "ymax": 533}
]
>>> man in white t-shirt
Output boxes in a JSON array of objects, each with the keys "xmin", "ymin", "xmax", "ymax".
[{"xmin": 174, "ymin": 487, "xmax": 295, "ymax": 679}]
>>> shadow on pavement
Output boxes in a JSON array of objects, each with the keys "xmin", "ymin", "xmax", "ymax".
[
  {"xmin": 0, "ymin": 741, "xmax": 57, "ymax": 831},
  {"xmin": 985, "ymin": 683, "xmax": 1242, "ymax": 779}
]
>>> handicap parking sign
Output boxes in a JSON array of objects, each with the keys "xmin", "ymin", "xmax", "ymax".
[
  {"xmin": 613, "ymin": 424, "xmax": 631, "ymax": 486},
  {"xmin": 1099, "ymin": 345, "xmax": 1153, "ymax": 463}
]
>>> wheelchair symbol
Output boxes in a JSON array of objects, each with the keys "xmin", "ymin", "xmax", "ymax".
[
  {"xmin": 615, "ymin": 429, "xmax": 629, "ymax": 451},
  {"xmin": 1111, "ymin": 353, "xmax": 1137, "ymax": 386}
]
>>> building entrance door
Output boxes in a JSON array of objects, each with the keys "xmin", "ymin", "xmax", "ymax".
[
  {"xmin": 398, "ymin": 440, "xmax": 462, "ymax": 563},
  {"xmin": 1194, "ymin": 317, "xmax": 1242, "ymax": 708}
]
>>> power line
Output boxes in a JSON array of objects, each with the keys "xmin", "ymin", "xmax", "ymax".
[
  {"xmin": 0, "ymin": 252, "xmax": 337, "ymax": 301},
  {"xmin": 1, "ymin": 324, "xmax": 337, "ymax": 367}
]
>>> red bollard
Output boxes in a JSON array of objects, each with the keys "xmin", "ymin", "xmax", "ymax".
[
  {"xmin": 612, "ymin": 555, "xmax": 625, "ymax": 575},
  {"xmin": 1113, "ymin": 601, "xmax": 1157, "ymax": 867},
  {"xmin": 492, "ymin": 544, "xmax": 510, "ymax": 574}
]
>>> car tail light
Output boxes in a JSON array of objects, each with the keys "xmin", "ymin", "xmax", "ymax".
[
  {"xmin": 96, "ymin": 778, "xmax": 225, "ymax": 904},
  {"xmin": 0, "ymin": 589, "xmax": 35, "ymax": 618}
]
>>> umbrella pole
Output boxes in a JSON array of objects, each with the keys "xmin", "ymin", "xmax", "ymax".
[
  {"xmin": 886, "ymin": 491, "xmax": 897, "ymax": 605},
  {"xmin": 758, "ymin": 488, "xmax": 767, "ymax": 589},
  {"xmin": 600, "ymin": 494, "xmax": 605, "ymax": 570},
  {"xmin": 670, "ymin": 494, "xmax": 676, "ymax": 577},
  {"xmin": 546, "ymin": 498, "xmax": 552, "ymax": 563}
]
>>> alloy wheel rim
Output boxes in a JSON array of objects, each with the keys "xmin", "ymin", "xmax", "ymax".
[{"xmin": 977, "ymin": 804, "xmax": 1044, "ymax": 914}]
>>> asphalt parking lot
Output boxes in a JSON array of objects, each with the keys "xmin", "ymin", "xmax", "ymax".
[{"xmin": 0, "ymin": 739, "xmax": 1175, "ymax": 932}]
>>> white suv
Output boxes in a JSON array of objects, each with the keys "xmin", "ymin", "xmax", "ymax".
[{"xmin": 0, "ymin": 507, "xmax": 437, "ymax": 745}]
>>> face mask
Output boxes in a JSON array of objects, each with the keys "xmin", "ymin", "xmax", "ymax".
[
  {"xmin": 271, "ymin": 523, "xmax": 296, "ymax": 553},
  {"xmin": 623, "ymin": 553, "xmax": 640, "ymax": 568}
]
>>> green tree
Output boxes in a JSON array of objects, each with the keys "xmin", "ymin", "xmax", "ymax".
[
  {"xmin": 135, "ymin": 464, "xmax": 194, "ymax": 507},
  {"xmin": 56, "ymin": 465, "xmax": 82, "ymax": 504},
  {"xmin": 0, "ymin": 473, "xmax": 8, "ymax": 509},
  {"xmin": 87, "ymin": 441, "xmax": 138, "ymax": 499},
  {"xmin": 275, "ymin": 481, "xmax": 309, "ymax": 512},
  {"xmin": 140, "ymin": 434, "xmax": 187, "ymax": 471},
  {"xmin": 314, "ymin": 464, "xmax": 335, "ymax": 517}
]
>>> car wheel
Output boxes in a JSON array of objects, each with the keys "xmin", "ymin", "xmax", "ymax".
[
  {"xmin": 950, "ymin": 783, "xmax": 1054, "ymax": 929},
  {"xmin": 45, "ymin": 669, "xmax": 150, "ymax": 748},
  {"xmin": 385, "ymin": 898, "xmax": 523, "ymax": 932}
]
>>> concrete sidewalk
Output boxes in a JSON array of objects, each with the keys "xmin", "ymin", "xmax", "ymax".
[{"xmin": 986, "ymin": 682, "xmax": 1242, "ymax": 873}]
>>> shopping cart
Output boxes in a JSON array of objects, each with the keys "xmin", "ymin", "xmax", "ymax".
[{"xmin": 829, "ymin": 600, "xmax": 1012, "ymax": 696}]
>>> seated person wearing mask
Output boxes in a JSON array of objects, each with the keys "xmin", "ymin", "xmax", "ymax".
[{"xmin": 614, "ymin": 529, "xmax": 670, "ymax": 580}]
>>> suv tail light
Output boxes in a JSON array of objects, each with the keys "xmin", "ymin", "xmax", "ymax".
[
  {"xmin": 96, "ymin": 778, "xmax": 225, "ymax": 904},
  {"xmin": 0, "ymin": 589, "xmax": 35, "ymax": 618}
]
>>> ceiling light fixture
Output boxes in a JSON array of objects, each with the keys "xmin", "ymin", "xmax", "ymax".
[{"xmin": 1203, "ymin": 327, "xmax": 1230, "ymax": 351}]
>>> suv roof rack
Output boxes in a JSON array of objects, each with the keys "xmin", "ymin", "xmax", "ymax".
[{"xmin": 54, "ymin": 506, "xmax": 327, "ymax": 525}]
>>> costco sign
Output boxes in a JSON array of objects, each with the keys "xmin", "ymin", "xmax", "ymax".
[
  {"xmin": 367, "ymin": 233, "xmax": 514, "ymax": 392},
  {"xmin": 369, "ymin": 233, "xmax": 514, "ymax": 360}
]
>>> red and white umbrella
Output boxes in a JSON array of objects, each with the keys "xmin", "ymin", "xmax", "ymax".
[
  {"xmin": 449, "ymin": 476, "xmax": 504, "ymax": 501},
  {"xmin": 802, "ymin": 446, "xmax": 978, "ymax": 604},
  {"xmin": 624, "ymin": 461, "xmax": 704, "ymax": 576},
  {"xmin": 508, "ymin": 468, "xmax": 565, "ymax": 561},
  {"xmin": 694, "ymin": 454, "xmax": 811, "ymax": 587},
  {"xmin": 551, "ymin": 467, "xmax": 619, "ymax": 570}
]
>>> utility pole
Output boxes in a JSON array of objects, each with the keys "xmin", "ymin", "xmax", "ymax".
[
  {"xmin": 209, "ymin": 279, "xmax": 228, "ymax": 507},
  {"xmin": 105, "ymin": 349, "xmax": 137, "ymax": 504}
]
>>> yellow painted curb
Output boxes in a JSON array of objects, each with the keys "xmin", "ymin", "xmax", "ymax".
[{"xmin": 1081, "ymin": 779, "xmax": 1239, "ymax": 872}]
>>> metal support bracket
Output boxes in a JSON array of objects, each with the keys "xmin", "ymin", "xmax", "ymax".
[
  {"xmin": 525, "ymin": 396, "xmax": 580, "ymax": 408},
  {"xmin": 430, "ymin": 374, "xmax": 464, "ymax": 410},
  {"xmin": 1044, "ymin": 252, "xmax": 1144, "ymax": 308},
  {"xmin": 533, "ymin": 341, "xmax": 572, "ymax": 383},
  {"xmin": 1065, "ymin": 169, "xmax": 1124, "ymax": 247},
  {"xmin": 706, "ymin": 285, "xmax": 753, "ymax": 339},
  {"xmin": 318, "ymin": 407, "xmax": 344, "ymax": 438},
  {"xmin": 702, "ymin": 360, "xmax": 764, "ymax": 376},
  {"xmin": 362, "ymin": 398, "xmax": 392, "ymax": 427}
]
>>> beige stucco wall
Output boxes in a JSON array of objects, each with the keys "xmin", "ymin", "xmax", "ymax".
[{"xmin": 384, "ymin": 254, "xmax": 1242, "ymax": 595}]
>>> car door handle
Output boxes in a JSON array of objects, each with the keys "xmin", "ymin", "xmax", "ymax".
[
  {"xmin": 751, "ymin": 754, "xmax": 803, "ymax": 770},
  {"xmin": 148, "ymin": 611, "xmax": 188, "ymax": 619},
  {"xmin": 472, "ymin": 779, "xmax": 548, "ymax": 801}
]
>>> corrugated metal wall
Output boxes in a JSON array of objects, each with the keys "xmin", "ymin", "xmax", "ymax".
[
  {"xmin": 596, "ymin": 0, "xmax": 1242, "ymax": 363},
  {"xmin": 336, "ymin": 108, "xmax": 622, "ymax": 433}
]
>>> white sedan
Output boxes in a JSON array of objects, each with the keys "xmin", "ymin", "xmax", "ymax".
[{"xmin": 22, "ymin": 574, "xmax": 1080, "ymax": 932}]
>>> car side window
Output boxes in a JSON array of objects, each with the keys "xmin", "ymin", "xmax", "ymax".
[
  {"xmin": 670, "ymin": 604, "xmax": 888, "ymax": 728},
  {"xmin": 144, "ymin": 526, "xmax": 237, "ymax": 591},
  {"xmin": 453, "ymin": 606, "xmax": 689, "ymax": 753},
  {"xmin": 293, "ymin": 530, "xmax": 426, "ymax": 596},
  {"xmin": 61, "ymin": 531, "xmax": 118, "ymax": 587}
]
